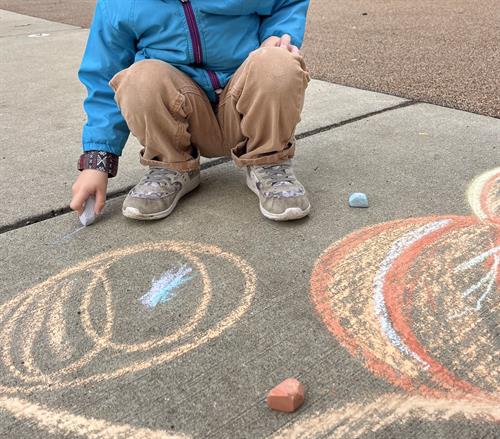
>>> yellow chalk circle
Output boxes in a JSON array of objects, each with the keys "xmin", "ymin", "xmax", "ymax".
[
  {"xmin": 467, "ymin": 167, "xmax": 500, "ymax": 223},
  {"xmin": 0, "ymin": 395, "xmax": 189, "ymax": 439},
  {"xmin": 271, "ymin": 393, "xmax": 500, "ymax": 439},
  {"xmin": 0, "ymin": 241, "xmax": 256, "ymax": 394}
]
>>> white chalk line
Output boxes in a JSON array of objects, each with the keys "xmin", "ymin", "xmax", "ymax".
[
  {"xmin": 449, "ymin": 251, "xmax": 499, "ymax": 320},
  {"xmin": 373, "ymin": 220, "xmax": 451, "ymax": 370},
  {"xmin": 454, "ymin": 246, "xmax": 500, "ymax": 272}
]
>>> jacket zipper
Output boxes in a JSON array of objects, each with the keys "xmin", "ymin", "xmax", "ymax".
[
  {"xmin": 180, "ymin": 0, "xmax": 222, "ymax": 108},
  {"xmin": 180, "ymin": 0, "xmax": 202, "ymax": 65}
]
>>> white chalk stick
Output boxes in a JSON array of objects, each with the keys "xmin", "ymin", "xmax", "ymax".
[{"xmin": 79, "ymin": 196, "xmax": 96, "ymax": 226}]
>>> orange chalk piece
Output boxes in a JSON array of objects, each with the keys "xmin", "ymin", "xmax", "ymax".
[{"xmin": 266, "ymin": 378, "xmax": 305, "ymax": 413}]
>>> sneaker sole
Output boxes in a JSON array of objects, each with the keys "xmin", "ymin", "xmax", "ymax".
[
  {"xmin": 246, "ymin": 174, "xmax": 311, "ymax": 221},
  {"xmin": 122, "ymin": 178, "xmax": 200, "ymax": 221}
]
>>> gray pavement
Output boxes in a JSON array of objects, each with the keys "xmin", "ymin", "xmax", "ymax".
[
  {"xmin": 1, "ymin": 104, "xmax": 499, "ymax": 438},
  {"xmin": 1, "ymin": 8, "xmax": 499, "ymax": 439}
]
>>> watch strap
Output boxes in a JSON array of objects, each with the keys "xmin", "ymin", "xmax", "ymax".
[{"xmin": 78, "ymin": 151, "xmax": 119, "ymax": 178}]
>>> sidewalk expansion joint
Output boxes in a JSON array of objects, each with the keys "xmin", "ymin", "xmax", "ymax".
[
  {"xmin": 0, "ymin": 100, "xmax": 417, "ymax": 235},
  {"xmin": 295, "ymin": 99, "xmax": 416, "ymax": 140}
]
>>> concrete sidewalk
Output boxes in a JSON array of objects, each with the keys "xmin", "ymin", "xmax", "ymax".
[{"xmin": 0, "ymin": 9, "xmax": 499, "ymax": 439}]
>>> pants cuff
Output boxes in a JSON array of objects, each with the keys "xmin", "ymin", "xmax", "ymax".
[
  {"xmin": 231, "ymin": 140, "xmax": 296, "ymax": 168},
  {"xmin": 139, "ymin": 150, "xmax": 200, "ymax": 172}
]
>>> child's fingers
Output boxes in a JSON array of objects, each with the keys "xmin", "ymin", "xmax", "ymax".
[
  {"xmin": 261, "ymin": 36, "xmax": 280, "ymax": 48},
  {"xmin": 280, "ymin": 34, "xmax": 291, "ymax": 48},
  {"xmin": 290, "ymin": 45, "xmax": 301, "ymax": 55},
  {"xmin": 70, "ymin": 190, "xmax": 88, "ymax": 215},
  {"xmin": 94, "ymin": 188, "xmax": 106, "ymax": 215}
]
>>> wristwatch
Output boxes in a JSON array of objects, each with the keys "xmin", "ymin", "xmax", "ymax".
[{"xmin": 78, "ymin": 150, "xmax": 119, "ymax": 178}]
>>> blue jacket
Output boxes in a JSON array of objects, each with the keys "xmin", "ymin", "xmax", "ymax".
[{"xmin": 79, "ymin": 0, "xmax": 310, "ymax": 156}]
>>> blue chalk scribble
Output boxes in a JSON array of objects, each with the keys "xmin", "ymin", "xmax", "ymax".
[{"xmin": 140, "ymin": 265, "xmax": 193, "ymax": 309}]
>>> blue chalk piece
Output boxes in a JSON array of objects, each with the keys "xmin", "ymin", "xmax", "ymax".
[{"xmin": 349, "ymin": 192, "xmax": 369, "ymax": 208}]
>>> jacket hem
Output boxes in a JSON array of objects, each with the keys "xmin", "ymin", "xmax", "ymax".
[{"xmin": 83, "ymin": 142, "xmax": 123, "ymax": 156}]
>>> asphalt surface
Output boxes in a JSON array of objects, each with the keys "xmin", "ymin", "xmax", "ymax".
[{"xmin": 0, "ymin": 0, "xmax": 498, "ymax": 118}]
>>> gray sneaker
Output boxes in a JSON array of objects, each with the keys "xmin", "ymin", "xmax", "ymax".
[
  {"xmin": 246, "ymin": 161, "xmax": 311, "ymax": 221},
  {"xmin": 122, "ymin": 167, "xmax": 200, "ymax": 220}
]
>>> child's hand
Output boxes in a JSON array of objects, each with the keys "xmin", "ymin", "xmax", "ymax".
[
  {"xmin": 260, "ymin": 34, "xmax": 301, "ymax": 55},
  {"xmin": 70, "ymin": 169, "xmax": 108, "ymax": 216}
]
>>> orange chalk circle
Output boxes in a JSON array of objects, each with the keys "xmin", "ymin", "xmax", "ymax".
[
  {"xmin": 0, "ymin": 241, "xmax": 256, "ymax": 438},
  {"xmin": 305, "ymin": 168, "xmax": 499, "ymax": 436},
  {"xmin": 311, "ymin": 216, "xmax": 499, "ymax": 397}
]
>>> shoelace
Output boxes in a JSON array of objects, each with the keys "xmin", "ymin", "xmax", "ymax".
[
  {"xmin": 140, "ymin": 167, "xmax": 179, "ymax": 188},
  {"xmin": 259, "ymin": 164, "xmax": 296, "ymax": 187}
]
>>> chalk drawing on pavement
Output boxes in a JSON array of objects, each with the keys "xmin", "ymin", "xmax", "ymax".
[
  {"xmin": 140, "ymin": 264, "xmax": 194, "ymax": 309},
  {"xmin": 0, "ymin": 241, "xmax": 256, "ymax": 438},
  {"xmin": 297, "ymin": 167, "xmax": 500, "ymax": 437},
  {"xmin": 271, "ymin": 393, "xmax": 500, "ymax": 439}
]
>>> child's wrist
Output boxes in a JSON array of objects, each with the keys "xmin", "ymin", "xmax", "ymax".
[{"xmin": 78, "ymin": 151, "xmax": 119, "ymax": 178}]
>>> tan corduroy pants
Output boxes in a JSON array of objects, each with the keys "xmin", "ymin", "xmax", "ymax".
[{"xmin": 109, "ymin": 47, "xmax": 311, "ymax": 172}]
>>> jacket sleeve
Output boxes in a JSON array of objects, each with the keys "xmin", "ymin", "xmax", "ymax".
[
  {"xmin": 258, "ymin": 0, "xmax": 310, "ymax": 48},
  {"xmin": 78, "ymin": 0, "xmax": 136, "ymax": 156}
]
